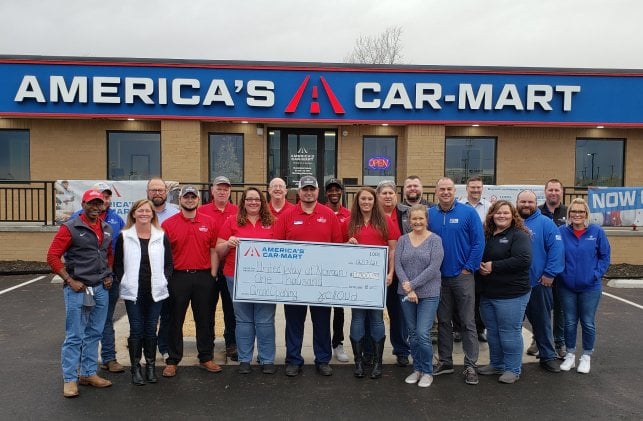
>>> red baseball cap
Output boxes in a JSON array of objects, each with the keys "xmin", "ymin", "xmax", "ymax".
[{"xmin": 82, "ymin": 189, "xmax": 105, "ymax": 203}]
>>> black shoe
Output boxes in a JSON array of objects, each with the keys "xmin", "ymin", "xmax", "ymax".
[
  {"xmin": 262, "ymin": 364, "xmax": 276, "ymax": 374},
  {"xmin": 316, "ymin": 363, "xmax": 333, "ymax": 376},
  {"xmin": 226, "ymin": 345, "xmax": 239, "ymax": 362},
  {"xmin": 285, "ymin": 364, "xmax": 302, "ymax": 377},
  {"xmin": 363, "ymin": 354, "xmax": 374, "ymax": 366},
  {"xmin": 238, "ymin": 362, "xmax": 251, "ymax": 374},
  {"xmin": 540, "ymin": 359, "xmax": 561, "ymax": 373},
  {"xmin": 453, "ymin": 332, "xmax": 462, "ymax": 342},
  {"xmin": 433, "ymin": 362, "xmax": 455, "ymax": 376},
  {"xmin": 555, "ymin": 345, "xmax": 567, "ymax": 359},
  {"xmin": 478, "ymin": 331, "xmax": 488, "ymax": 342},
  {"xmin": 396, "ymin": 355, "xmax": 410, "ymax": 367}
]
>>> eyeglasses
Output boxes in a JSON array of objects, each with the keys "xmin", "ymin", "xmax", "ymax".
[
  {"xmin": 147, "ymin": 189, "xmax": 166, "ymax": 193},
  {"xmin": 569, "ymin": 210, "xmax": 586, "ymax": 215},
  {"xmin": 270, "ymin": 184, "xmax": 286, "ymax": 189},
  {"xmin": 245, "ymin": 198, "xmax": 261, "ymax": 202}
]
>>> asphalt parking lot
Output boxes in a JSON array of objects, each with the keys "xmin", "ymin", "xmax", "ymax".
[{"xmin": 0, "ymin": 274, "xmax": 641, "ymax": 420}]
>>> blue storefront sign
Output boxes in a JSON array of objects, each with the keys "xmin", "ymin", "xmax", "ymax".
[{"xmin": 1, "ymin": 56, "xmax": 643, "ymax": 125}]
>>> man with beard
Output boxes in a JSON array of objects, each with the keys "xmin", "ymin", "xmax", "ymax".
[
  {"xmin": 161, "ymin": 186, "xmax": 221, "ymax": 377},
  {"xmin": 402, "ymin": 175, "xmax": 432, "ymax": 207},
  {"xmin": 199, "ymin": 176, "xmax": 239, "ymax": 361},
  {"xmin": 274, "ymin": 176, "xmax": 343, "ymax": 377},
  {"xmin": 429, "ymin": 177, "xmax": 484, "ymax": 385},
  {"xmin": 147, "ymin": 177, "xmax": 179, "ymax": 359},
  {"xmin": 324, "ymin": 178, "xmax": 351, "ymax": 363},
  {"xmin": 531, "ymin": 179, "xmax": 568, "ymax": 359},
  {"xmin": 267, "ymin": 177, "xmax": 293, "ymax": 218},
  {"xmin": 516, "ymin": 190, "xmax": 564, "ymax": 373},
  {"xmin": 72, "ymin": 182, "xmax": 125, "ymax": 374},
  {"xmin": 48, "ymin": 190, "xmax": 114, "ymax": 397}
]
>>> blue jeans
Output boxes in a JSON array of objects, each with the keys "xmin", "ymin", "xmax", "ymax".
[
  {"xmin": 62, "ymin": 284, "xmax": 108, "ymax": 382},
  {"xmin": 100, "ymin": 281, "xmax": 119, "ymax": 363},
  {"xmin": 524, "ymin": 284, "xmax": 557, "ymax": 361},
  {"xmin": 558, "ymin": 286, "xmax": 602, "ymax": 355},
  {"xmin": 124, "ymin": 294, "xmax": 163, "ymax": 340},
  {"xmin": 480, "ymin": 292, "xmax": 531, "ymax": 375},
  {"xmin": 364, "ymin": 278, "xmax": 410, "ymax": 357},
  {"xmin": 350, "ymin": 309, "xmax": 385, "ymax": 342},
  {"xmin": 400, "ymin": 295, "xmax": 439, "ymax": 374},
  {"xmin": 226, "ymin": 277, "xmax": 276, "ymax": 364}
]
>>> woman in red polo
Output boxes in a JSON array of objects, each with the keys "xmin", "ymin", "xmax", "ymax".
[
  {"xmin": 342, "ymin": 186, "xmax": 399, "ymax": 380},
  {"xmin": 215, "ymin": 187, "xmax": 276, "ymax": 374}
]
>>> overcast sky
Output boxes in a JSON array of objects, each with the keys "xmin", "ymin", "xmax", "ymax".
[{"xmin": 1, "ymin": 0, "xmax": 641, "ymax": 69}]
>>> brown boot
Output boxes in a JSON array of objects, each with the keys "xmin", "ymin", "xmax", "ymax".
[
  {"xmin": 78, "ymin": 374, "xmax": 112, "ymax": 388},
  {"xmin": 100, "ymin": 360, "xmax": 125, "ymax": 373},
  {"xmin": 63, "ymin": 381, "xmax": 79, "ymax": 398},
  {"xmin": 162, "ymin": 364, "xmax": 177, "ymax": 377},
  {"xmin": 199, "ymin": 360, "xmax": 222, "ymax": 373}
]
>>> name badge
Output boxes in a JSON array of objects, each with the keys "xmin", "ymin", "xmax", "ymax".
[
  {"xmin": 293, "ymin": 220, "xmax": 304, "ymax": 225},
  {"xmin": 499, "ymin": 238, "xmax": 509, "ymax": 244},
  {"xmin": 449, "ymin": 218, "xmax": 459, "ymax": 224}
]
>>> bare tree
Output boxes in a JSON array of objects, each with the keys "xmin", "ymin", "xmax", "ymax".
[{"xmin": 344, "ymin": 26, "xmax": 404, "ymax": 64}]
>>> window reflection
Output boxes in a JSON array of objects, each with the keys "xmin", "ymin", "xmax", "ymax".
[
  {"xmin": 108, "ymin": 132, "xmax": 161, "ymax": 180},
  {"xmin": 210, "ymin": 134, "xmax": 244, "ymax": 183},
  {"xmin": 0, "ymin": 130, "xmax": 29, "ymax": 180},
  {"xmin": 575, "ymin": 138, "xmax": 624, "ymax": 187},
  {"xmin": 445, "ymin": 137, "xmax": 496, "ymax": 184},
  {"xmin": 363, "ymin": 136, "xmax": 396, "ymax": 186}
]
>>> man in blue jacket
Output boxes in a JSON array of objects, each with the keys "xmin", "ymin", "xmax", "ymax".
[
  {"xmin": 516, "ymin": 190, "xmax": 565, "ymax": 373},
  {"xmin": 429, "ymin": 177, "xmax": 484, "ymax": 385}
]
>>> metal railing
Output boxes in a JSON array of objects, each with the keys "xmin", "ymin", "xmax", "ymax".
[{"xmin": 0, "ymin": 181, "xmax": 589, "ymax": 226}]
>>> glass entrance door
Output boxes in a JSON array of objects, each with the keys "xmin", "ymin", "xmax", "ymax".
[{"xmin": 268, "ymin": 128, "xmax": 337, "ymax": 195}]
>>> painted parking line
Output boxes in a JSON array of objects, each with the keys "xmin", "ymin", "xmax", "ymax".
[
  {"xmin": 603, "ymin": 291, "xmax": 643, "ymax": 310},
  {"xmin": 0, "ymin": 275, "xmax": 47, "ymax": 296}
]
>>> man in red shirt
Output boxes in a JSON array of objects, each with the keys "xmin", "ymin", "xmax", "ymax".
[
  {"xmin": 161, "ymin": 186, "xmax": 221, "ymax": 377},
  {"xmin": 324, "ymin": 178, "xmax": 351, "ymax": 363},
  {"xmin": 274, "ymin": 175, "xmax": 343, "ymax": 377},
  {"xmin": 47, "ymin": 189, "xmax": 114, "ymax": 398},
  {"xmin": 198, "ymin": 176, "xmax": 239, "ymax": 361},
  {"xmin": 268, "ymin": 177, "xmax": 294, "ymax": 218}
]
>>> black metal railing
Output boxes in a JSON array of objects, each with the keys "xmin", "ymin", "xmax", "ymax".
[{"xmin": 0, "ymin": 181, "xmax": 589, "ymax": 226}]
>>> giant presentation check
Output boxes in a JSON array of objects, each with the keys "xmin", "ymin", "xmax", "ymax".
[{"xmin": 233, "ymin": 239, "xmax": 388, "ymax": 309}]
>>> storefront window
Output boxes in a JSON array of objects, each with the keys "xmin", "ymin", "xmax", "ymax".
[
  {"xmin": 575, "ymin": 138, "xmax": 624, "ymax": 187},
  {"xmin": 445, "ymin": 137, "xmax": 496, "ymax": 184},
  {"xmin": 107, "ymin": 131, "xmax": 161, "ymax": 180},
  {"xmin": 363, "ymin": 136, "xmax": 396, "ymax": 186},
  {"xmin": 209, "ymin": 133, "xmax": 244, "ymax": 183},
  {"xmin": 0, "ymin": 129, "xmax": 30, "ymax": 180}
]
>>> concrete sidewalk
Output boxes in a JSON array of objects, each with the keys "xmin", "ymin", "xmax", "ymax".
[{"xmin": 114, "ymin": 303, "xmax": 538, "ymax": 368}]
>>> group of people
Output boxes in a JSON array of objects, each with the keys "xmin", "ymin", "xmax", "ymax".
[{"xmin": 47, "ymin": 174, "xmax": 610, "ymax": 398}]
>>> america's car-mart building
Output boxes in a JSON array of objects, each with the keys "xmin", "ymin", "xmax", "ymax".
[{"xmin": 0, "ymin": 56, "xmax": 641, "ymax": 263}]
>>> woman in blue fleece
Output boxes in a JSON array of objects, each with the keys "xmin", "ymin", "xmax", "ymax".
[{"xmin": 558, "ymin": 198, "xmax": 610, "ymax": 374}]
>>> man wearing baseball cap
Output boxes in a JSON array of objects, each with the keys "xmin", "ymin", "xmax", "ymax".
[
  {"xmin": 162, "ymin": 186, "xmax": 221, "ymax": 377},
  {"xmin": 274, "ymin": 175, "xmax": 343, "ymax": 377},
  {"xmin": 324, "ymin": 178, "xmax": 351, "ymax": 363},
  {"xmin": 70, "ymin": 182, "xmax": 126, "ymax": 373},
  {"xmin": 199, "ymin": 175, "xmax": 239, "ymax": 361},
  {"xmin": 47, "ymin": 189, "xmax": 115, "ymax": 397}
]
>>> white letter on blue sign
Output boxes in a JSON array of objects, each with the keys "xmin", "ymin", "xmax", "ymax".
[
  {"xmin": 50, "ymin": 76, "xmax": 88, "ymax": 103},
  {"xmin": 93, "ymin": 77, "xmax": 121, "ymax": 104},
  {"xmin": 458, "ymin": 84, "xmax": 492, "ymax": 110},
  {"xmin": 355, "ymin": 82, "xmax": 381, "ymax": 108},
  {"xmin": 172, "ymin": 78, "xmax": 200, "ymax": 105},
  {"xmin": 125, "ymin": 78, "xmax": 154, "ymax": 104},
  {"xmin": 247, "ymin": 80, "xmax": 275, "ymax": 107},
  {"xmin": 14, "ymin": 76, "xmax": 46, "ymax": 103}
]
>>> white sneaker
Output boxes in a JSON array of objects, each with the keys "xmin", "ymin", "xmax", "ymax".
[
  {"xmin": 333, "ymin": 344, "xmax": 350, "ymax": 363},
  {"xmin": 577, "ymin": 355, "xmax": 591, "ymax": 374},
  {"xmin": 405, "ymin": 371, "xmax": 421, "ymax": 384},
  {"xmin": 560, "ymin": 353, "xmax": 576, "ymax": 371},
  {"xmin": 418, "ymin": 373, "xmax": 433, "ymax": 388}
]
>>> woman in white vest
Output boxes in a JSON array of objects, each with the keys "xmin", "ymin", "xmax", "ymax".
[{"xmin": 114, "ymin": 199, "xmax": 173, "ymax": 385}]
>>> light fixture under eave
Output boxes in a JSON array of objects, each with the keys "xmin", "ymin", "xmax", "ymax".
[
  {"xmin": 127, "ymin": 118, "xmax": 135, "ymax": 121},
  {"xmin": 472, "ymin": 124, "xmax": 480, "ymax": 127},
  {"xmin": 241, "ymin": 120, "xmax": 249, "ymax": 124},
  {"xmin": 596, "ymin": 125, "xmax": 604, "ymax": 129},
  {"xmin": 381, "ymin": 123, "xmax": 389, "ymax": 126}
]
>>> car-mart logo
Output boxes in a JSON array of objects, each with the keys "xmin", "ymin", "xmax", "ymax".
[{"xmin": 284, "ymin": 75, "xmax": 345, "ymax": 115}]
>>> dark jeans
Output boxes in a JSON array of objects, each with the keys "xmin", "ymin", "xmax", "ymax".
[
  {"xmin": 552, "ymin": 279, "xmax": 565, "ymax": 347},
  {"xmin": 166, "ymin": 270, "xmax": 216, "ymax": 364},
  {"xmin": 214, "ymin": 271, "xmax": 236, "ymax": 347},
  {"xmin": 332, "ymin": 307, "xmax": 344, "ymax": 348},
  {"xmin": 124, "ymin": 293, "xmax": 163, "ymax": 339},
  {"xmin": 284, "ymin": 304, "xmax": 331, "ymax": 366},
  {"xmin": 525, "ymin": 284, "xmax": 557, "ymax": 361},
  {"xmin": 100, "ymin": 281, "xmax": 120, "ymax": 363},
  {"xmin": 364, "ymin": 278, "xmax": 410, "ymax": 357},
  {"xmin": 157, "ymin": 299, "xmax": 170, "ymax": 354}
]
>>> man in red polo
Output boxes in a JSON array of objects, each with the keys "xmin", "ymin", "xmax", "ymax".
[
  {"xmin": 274, "ymin": 175, "xmax": 343, "ymax": 377},
  {"xmin": 198, "ymin": 175, "xmax": 239, "ymax": 361},
  {"xmin": 161, "ymin": 186, "xmax": 220, "ymax": 377},
  {"xmin": 268, "ymin": 177, "xmax": 294, "ymax": 218}
]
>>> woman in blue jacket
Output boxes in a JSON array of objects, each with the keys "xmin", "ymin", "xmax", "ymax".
[{"xmin": 558, "ymin": 198, "xmax": 610, "ymax": 374}]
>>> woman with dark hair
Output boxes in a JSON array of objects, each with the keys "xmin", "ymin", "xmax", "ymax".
[
  {"xmin": 477, "ymin": 200, "xmax": 532, "ymax": 384},
  {"xmin": 343, "ymin": 187, "xmax": 399, "ymax": 379},
  {"xmin": 115, "ymin": 199, "xmax": 173, "ymax": 385},
  {"xmin": 215, "ymin": 187, "xmax": 276, "ymax": 374},
  {"xmin": 558, "ymin": 198, "xmax": 610, "ymax": 374}
]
